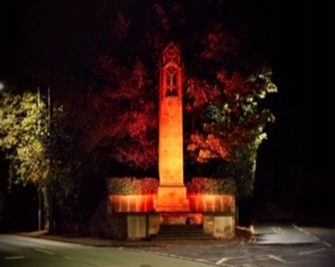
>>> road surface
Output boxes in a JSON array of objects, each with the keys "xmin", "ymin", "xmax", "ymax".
[
  {"xmin": 0, "ymin": 234, "xmax": 209, "ymax": 267},
  {"xmin": 1, "ymin": 222, "xmax": 335, "ymax": 267},
  {"xmin": 134, "ymin": 222, "xmax": 335, "ymax": 267}
]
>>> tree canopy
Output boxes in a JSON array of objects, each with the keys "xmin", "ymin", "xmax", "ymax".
[
  {"xmin": 1, "ymin": 0, "xmax": 278, "ymax": 207},
  {"xmin": 0, "ymin": 88, "xmax": 49, "ymax": 187},
  {"xmin": 82, "ymin": 0, "xmax": 278, "ymax": 197}
]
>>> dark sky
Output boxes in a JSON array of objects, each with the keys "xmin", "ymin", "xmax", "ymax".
[{"xmin": 0, "ymin": 0, "xmax": 333, "ymax": 179}]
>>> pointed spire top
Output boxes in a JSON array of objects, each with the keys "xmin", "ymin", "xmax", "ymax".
[
  {"xmin": 162, "ymin": 41, "xmax": 180, "ymax": 54},
  {"xmin": 162, "ymin": 41, "xmax": 181, "ymax": 65}
]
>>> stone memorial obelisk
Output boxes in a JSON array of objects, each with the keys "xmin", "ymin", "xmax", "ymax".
[{"xmin": 155, "ymin": 42, "xmax": 190, "ymax": 212}]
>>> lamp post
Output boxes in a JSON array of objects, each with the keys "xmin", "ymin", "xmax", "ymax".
[
  {"xmin": 35, "ymin": 85, "xmax": 53, "ymax": 232},
  {"xmin": 36, "ymin": 85, "xmax": 53, "ymax": 231},
  {"xmin": 37, "ymin": 86, "xmax": 52, "ymax": 231},
  {"xmin": 37, "ymin": 86, "xmax": 42, "ymax": 231}
]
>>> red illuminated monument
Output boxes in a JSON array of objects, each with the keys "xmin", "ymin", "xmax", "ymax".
[
  {"xmin": 103, "ymin": 42, "xmax": 236, "ymax": 240},
  {"xmin": 155, "ymin": 42, "xmax": 190, "ymax": 212}
]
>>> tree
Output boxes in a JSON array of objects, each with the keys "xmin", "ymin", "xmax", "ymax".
[
  {"xmin": 184, "ymin": 23, "xmax": 278, "ymax": 198},
  {"xmin": 0, "ymin": 89, "xmax": 49, "ymax": 187},
  {"xmin": 46, "ymin": 93, "xmax": 106, "ymax": 230},
  {"xmin": 87, "ymin": 58, "xmax": 158, "ymax": 170},
  {"xmin": 87, "ymin": 0, "xmax": 278, "ymax": 198}
]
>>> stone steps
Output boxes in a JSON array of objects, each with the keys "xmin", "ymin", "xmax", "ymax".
[{"xmin": 152, "ymin": 225, "xmax": 214, "ymax": 240}]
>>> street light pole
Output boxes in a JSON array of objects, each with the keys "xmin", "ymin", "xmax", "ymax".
[
  {"xmin": 47, "ymin": 85, "xmax": 54, "ymax": 232},
  {"xmin": 37, "ymin": 86, "xmax": 42, "ymax": 231}
]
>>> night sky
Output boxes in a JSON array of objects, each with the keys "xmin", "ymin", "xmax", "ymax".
[{"xmin": 1, "ymin": 1, "xmax": 334, "ymax": 214}]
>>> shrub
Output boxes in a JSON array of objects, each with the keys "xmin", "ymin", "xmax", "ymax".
[
  {"xmin": 107, "ymin": 177, "xmax": 159, "ymax": 195},
  {"xmin": 186, "ymin": 177, "xmax": 236, "ymax": 195}
]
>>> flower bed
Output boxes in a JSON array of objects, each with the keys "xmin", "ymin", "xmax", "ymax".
[
  {"xmin": 107, "ymin": 177, "xmax": 159, "ymax": 195},
  {"xmin": 187, "ymin": 177, "xmax": 236, "ymax": 213},
  {"xmin": 186, "ymin": 177, "xmax": 236, "ymax": 195}
]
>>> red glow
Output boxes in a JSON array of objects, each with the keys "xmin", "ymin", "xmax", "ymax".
[
  {"xmin": 156, "ymin": 42, "xmax": 190, "ymax": 212},
  {"xmin": 188, "ymin": 194, "xmax": 235, "ymax": 213},
  {"xmin": 109, "ymin": 194, "xmax": 156, "ymax": 213}
]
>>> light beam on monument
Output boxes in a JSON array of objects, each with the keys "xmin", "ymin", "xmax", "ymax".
[{"xmin": 155, "ymin": 42, "xmax": 190, "ymax": 212}]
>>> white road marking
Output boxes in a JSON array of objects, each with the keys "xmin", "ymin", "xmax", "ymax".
[
  {"xmin": 323, "ymin": 241, "xmax": 332, "ymax": 248},
  {"xmin": 216, "ymin": 257, "xmax": 228, "ymax": 264},
  {"xmin": 268, "ymin": 255, "xmax": 286, "ymax": 263},
  {"xmin": 64, "ymin": 256, "xmax": 73, "ymax": 260},
  {"xmin": 294, "ymin": 223, "xmax": 334, "ymax": 249},
  {"xmin": 293, "ymin": 224, "xmax": 310, "ymax": 235},
  {"xmin": 299, "ymin": 248, "xmax": 327, "ymax": 255},
  {"xmin": 35, "ymin": 248, "xmax": 54, "ymax": 255},
  {"xmin": 215, "ymin": 256, "xmax": 250, "ymax": 265},
  {"xmin": 4, "ymin": 255, "xmax": 25, "ymax": 260}
]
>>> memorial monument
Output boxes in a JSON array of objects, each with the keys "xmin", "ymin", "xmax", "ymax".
[
  {"xmin": 155, "ymin": 42, "xmax": 190, "ymax": 212},
  {"xmin": 104, "ymin": 42, "xmax": 236, "ymax": 240}
]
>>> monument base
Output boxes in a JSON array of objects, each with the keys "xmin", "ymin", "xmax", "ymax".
[{"xmin": 155, "ymin": 185, "xmax": 190, "ymax": 212}]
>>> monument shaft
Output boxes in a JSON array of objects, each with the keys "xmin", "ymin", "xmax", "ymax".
[
  {"xmin": 156, "ymin": 42, "xmax": 190, "ymax": 212},
  {"xmin": 159, "ymin": 66, "xmax": 183, "ymax": 185}
]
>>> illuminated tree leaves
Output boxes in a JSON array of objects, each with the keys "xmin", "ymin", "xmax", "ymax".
[{"xmin": 0, "ymin": 91, "xmax": 49, "ymax": 186}]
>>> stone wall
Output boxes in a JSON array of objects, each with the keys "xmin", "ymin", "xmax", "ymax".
[
  {"xmin": 204, "ymin": 214, "xmax": 235, "ymax": 239},
  {"xmin": 89, "ymin": 198, "xmax": 127, "ymax": 239}
]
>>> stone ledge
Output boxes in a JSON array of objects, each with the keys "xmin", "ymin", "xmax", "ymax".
[
  {"xmin": 109, "ymin": 195, "xmax": 156, "ymax": 213},
  {"xmin": 188, "ymin": 194, "xmax": 235, "ymax": 213}
]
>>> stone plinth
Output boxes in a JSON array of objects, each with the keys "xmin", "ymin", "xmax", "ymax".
[
  {"xmin": 148, "ymin": 213, "xmax": 160, "ymax": 236},
  {"xmin": 190, "ymin": 194, "xmax": 236, "ymax": 239},
  {"xmin": 127, "ymin": 214, "xmax": 147, "ymax": 240},
  {"xmin": 155, "ymin": 186, "xmax": 190, "ymax": 212},
  {"xmin": 188, "ymin": 194, "xmax": 235, "ymax": 213},
  {"xmin": 109, "ymin": 195, "xmax": 156, "ymax": 213},
  {"xmin": 204, "ymin": 215, "xmax": 235, "ymax": 239}
]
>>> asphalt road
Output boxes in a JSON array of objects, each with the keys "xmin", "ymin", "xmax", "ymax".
[
  {"xmin": 0, "ymin": 234, "xmax": 210, "ymax": 267},
  {"xmin": 1, "ymin": 222, "xmax": 335, "ymax": 267},
  {"xmin": 132, "ymin": 222, "xmax": 335, "ymax": 267}
]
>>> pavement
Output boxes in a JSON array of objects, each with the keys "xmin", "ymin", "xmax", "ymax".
[{"xmin": 15, "ymin": 226, "xmax": 253, "ymax": 248}]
